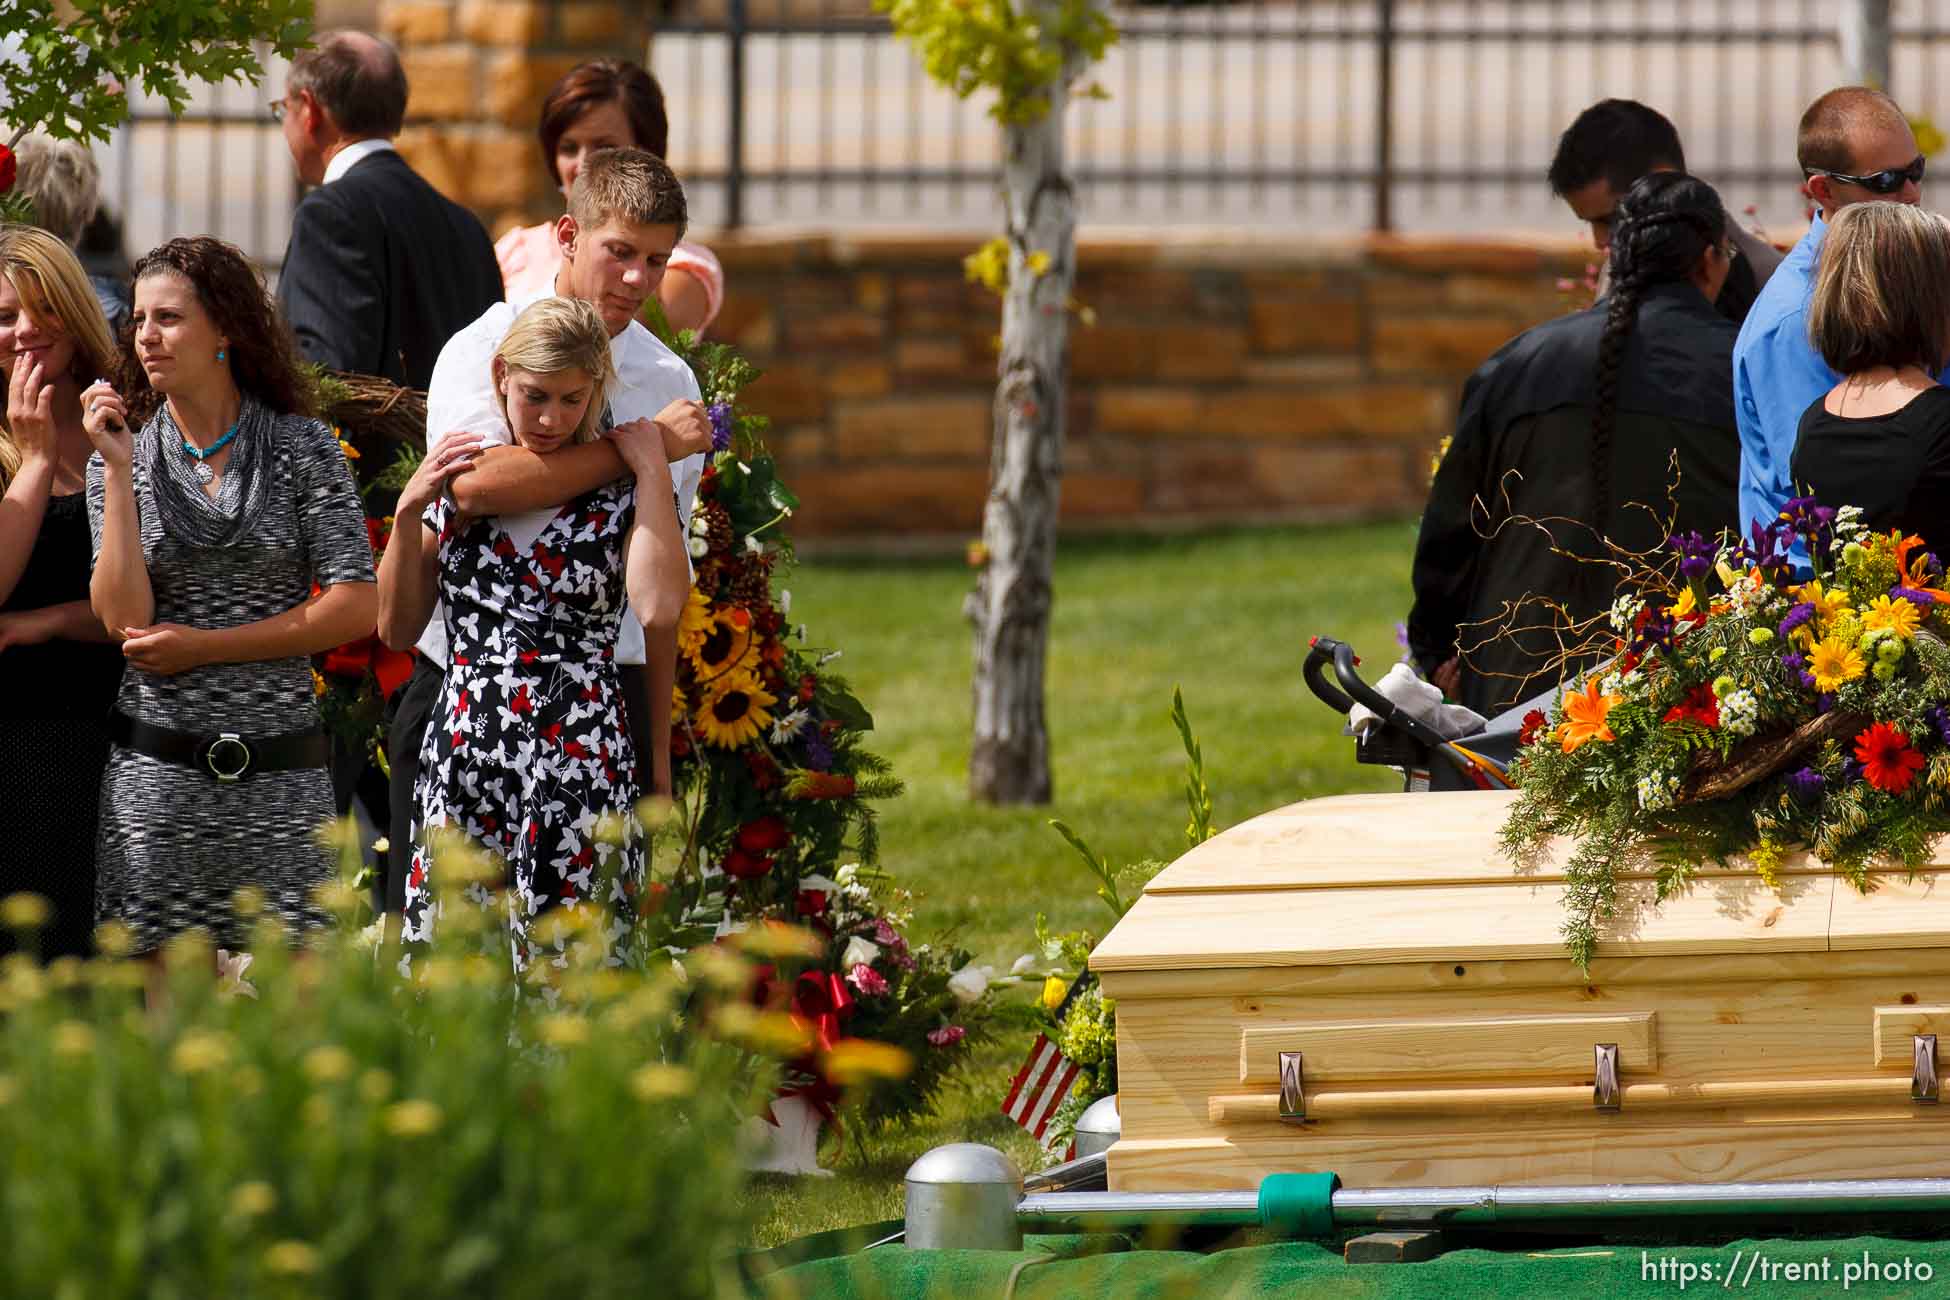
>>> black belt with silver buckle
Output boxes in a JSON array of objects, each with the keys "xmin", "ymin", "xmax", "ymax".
[{"xmin": 108, "ymin": 711, "xmax": 330, "ymax": 783}]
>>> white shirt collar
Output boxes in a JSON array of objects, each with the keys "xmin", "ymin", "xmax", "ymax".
[{"xmin": 322, "ymin": 137, "xmax": 398, "ymax": 186}]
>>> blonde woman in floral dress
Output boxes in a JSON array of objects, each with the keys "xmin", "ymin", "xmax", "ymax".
[{"xmin": 378, "ymin": 297, "xmax": 690, "ymax": 985}]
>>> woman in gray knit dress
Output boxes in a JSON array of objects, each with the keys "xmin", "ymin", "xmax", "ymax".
[{"xmin": 83, "ymin": 237, "xmax": 376, "ymax": 954}]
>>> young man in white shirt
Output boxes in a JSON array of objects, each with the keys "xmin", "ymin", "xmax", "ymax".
[{"xmin": 381, "ymin": 147, "xmax": 712, "ymax": 918}]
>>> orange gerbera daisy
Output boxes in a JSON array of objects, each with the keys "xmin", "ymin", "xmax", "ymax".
[{"xmin": 1559, "ymin": 677, "xmax": 1622, "ymax": 753}]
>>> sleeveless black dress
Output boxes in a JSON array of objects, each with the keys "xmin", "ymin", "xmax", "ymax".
[{"xmin": 0, "ymin": 489, "xmax": 124, "ymax": 958}]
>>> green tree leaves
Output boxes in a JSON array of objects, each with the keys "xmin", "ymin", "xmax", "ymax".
[
  {"xmin": 1, "ymin": 0, "xmax": 312, "ymax": 145},
  {"xmin": 874, "ymin": 0, "xmax": 1115, "ymax": 125}
]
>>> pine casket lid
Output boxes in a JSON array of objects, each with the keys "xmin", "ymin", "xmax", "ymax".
[{"xmin": 1088, "ymin": 790, "xmax": 1950, "ymax": 973}]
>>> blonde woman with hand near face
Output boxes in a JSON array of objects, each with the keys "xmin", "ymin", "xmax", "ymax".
[
  {"xmin": 378, "ymin": 297, "xmax": 689, "ymax": 985},
  {"xmin": 0, "ymin": 226, "xmax": 124, "ymax": 960},
  {"xmin": 83, "ymin": 236, "xmax": 377, "ymax": 957}
]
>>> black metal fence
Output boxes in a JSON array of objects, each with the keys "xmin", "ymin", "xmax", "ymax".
[
  {"xmin": 102, "ymin": 3, "xmax": 1950, "ymax": 260},
  {"xmin": 648, "ymin": 0, "xmax": 1950, "ymax": 236}
]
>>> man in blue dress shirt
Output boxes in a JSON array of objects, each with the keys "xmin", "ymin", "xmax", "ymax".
[{"xmin": 1733, "ymin": 87, "xmax": 1926, "ymax": 548}]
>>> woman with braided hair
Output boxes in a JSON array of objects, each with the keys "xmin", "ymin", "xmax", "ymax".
[{"xmin": 1407, "ymin": 172, "xmax": 1742, "ymax": 717}]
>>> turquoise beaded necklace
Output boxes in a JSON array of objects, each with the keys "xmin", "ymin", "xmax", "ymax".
[{"xmin": 182, "ymin": 412, "xmax": 243, "ymax": 484}]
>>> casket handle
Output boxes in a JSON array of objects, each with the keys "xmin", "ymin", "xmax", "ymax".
[
  {"xmin": 1278, "ymin": 1051, "xmax": 1306, "ymax": 1123},
  {"xmin": 1207, "ymin": 1073, "xmax": 1942, "ymax": 1125},
  {"xmin": 1914, "ymin": 1033, "xmax": 1939, "ymax": 1104},
  {"xmin": 1593, "ymin": 1043, "xmax": 1621, "ymax": 1112}
]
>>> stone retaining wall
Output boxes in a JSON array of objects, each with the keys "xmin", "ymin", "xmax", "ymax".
[{"xmin": 709, "ymin": 235, "xmax": 1593, "ymax": 537}]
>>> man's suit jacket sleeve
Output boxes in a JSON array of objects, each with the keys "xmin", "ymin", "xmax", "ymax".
[{"xmin": 279, "ymin": 190, "xmax": 386, "ymax": 376}]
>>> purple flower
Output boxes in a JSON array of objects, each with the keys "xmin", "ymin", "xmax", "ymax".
[
  {"xmin": 1800, "ymin": 672, "xmax": 1818, "ymax": 691},
  {"xmin": 1780, "ymin": 652, "xmax": 1805, "ymax": 672},
  {"xmin": 1667, "ymin": 530, "xmax": 1717, "ymax": 582},
  {"xmin": 1777, "ymin": 604, "xmax": 1815, "ymax": 639},
  {"xmin": 1738, "ymin": 519, "xmax": 1794, "ymax": 576},
  {"xmin": 803, "ymin": 732, "xmax": 834, "ymax": 772},
  {"xmin": 1786, "ymin": 767, "xmax": 1825, "ymax": 804},
  {"xmin": 1893, "ymin": 586, "xmax": 1939, "ymax": 610},
  {"xmin": 1817, "ymin": 691, "xmax": 1838, "ymax": 714},
  {"xmin": 707, "ymin": 400, "xmax": 734, "ymax": 452},
  {"xmin": 1932, "ymin": 705, "xmax": 1950, "ymax": 747},
  {"xmin": 1843, "ymin": 758, "xmax": 1866, "ymax": 785}
]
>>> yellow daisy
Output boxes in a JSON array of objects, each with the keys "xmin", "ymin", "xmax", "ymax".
[
  {"xmin": 696, "ymin": 672, "xmax": 778, "ymax": 750},
  {"xmin": 1806, "ymin": 634, "xmax": 1867, "ymax": 693},
  {"xmin": 1666, "ymin": 587, "xmax": 1699, "ymax": 619},
  {"xmin": 1790, "ymin": 579, "xmax": 1852, "ymax": 628},
  {"xmin": 1862, "ymin": 594, "xmax": 1922, "ymax": 641},
  {"xmin": 677, "ymin": 587, "xmax": 713, "ymax": 660}
]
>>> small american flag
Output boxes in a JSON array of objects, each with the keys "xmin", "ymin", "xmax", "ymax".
[{"xmin": 1001, "ymin": 1032, "xmax": 1083, "ymax": 1142}]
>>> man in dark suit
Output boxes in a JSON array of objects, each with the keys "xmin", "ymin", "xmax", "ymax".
[
  {"xmin": 274, "ymin": 30, "xmax": 502, "ymax": 847},
  {"xmin": 275, "ymin": 30, "xmax": 502, "ymax": 389}
]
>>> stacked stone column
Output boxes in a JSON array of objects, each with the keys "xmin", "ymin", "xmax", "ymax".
[{"xmin": 377, "ymin": 0, "xmax": 647, "ymax": 235}]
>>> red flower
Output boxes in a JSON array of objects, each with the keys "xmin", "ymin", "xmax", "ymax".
[
  {"xmin": 639, "ymin": 882, "xmax": 669, "ymax": 917},
  {"xmin": 722, "ymin": 847, "xmax": 774, "ymax": 879},
  {"xmin": 791, "ymin": 772, "xmax": 856, "ymax": 801},
  {"xmin": 798, "ymin": 674, "xmax": 817, "ymax": 704},
  {"xmin": 736, "ymin": 815, "xmax": 791, "ymax": 853},
  {"xmin": 669, "ymin": 729, "xmax": 692, "ymax": 759},
  {"xmin": 745, "ymin": 751, "xmax": 781, "ymax": 790},
  {"xmin": 1518, "ymin": 709, "xmax": 1549, "ymax": 746},
  {"xmin": 0, "ymin": 145, "xmax": 15, "ymax": 196},
  {"xmin": 1854, "ymin": 722, "xmax": 1926, "ymax": 794},
  {"xmin": 1663, "ymin": 684, "xmax": 1720, "ymax": 730},
  {"xmin": 795, "ymin": 889, "xmax": 828, "ymax": 918}
]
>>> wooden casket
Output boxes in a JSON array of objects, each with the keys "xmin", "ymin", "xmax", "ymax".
[{"xmin": 1091, "ymin": 789, "xmax": 1950, "ymax": 1192}]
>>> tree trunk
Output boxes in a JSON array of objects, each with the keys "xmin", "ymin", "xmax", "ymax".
[
  {"xmin": 966, "ymin": 19, "xmax": 1079, "ymax": 806},
  {"xmin": 1838, "ymin": 0, "xmax": 1893, "ymax": 91}
]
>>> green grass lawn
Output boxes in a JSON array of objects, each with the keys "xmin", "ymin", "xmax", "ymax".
[{"xmin": 744, "ymin": 519, "xmax": 1417, "ymax": 1246}]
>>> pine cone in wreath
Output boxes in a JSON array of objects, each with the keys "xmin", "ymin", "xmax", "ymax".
[
  {"xmin": 700, "ymin": 501, "xmax": 734, "ymax": 556},
  {"xmin": 728, "ymin": 556, "xmax": 772, "ymax": 609}
]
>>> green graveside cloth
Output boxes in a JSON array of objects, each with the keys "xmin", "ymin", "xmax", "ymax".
[{"xmin": 746, "ymin": 1232, "xmax": 1950, "ymax": 1299}]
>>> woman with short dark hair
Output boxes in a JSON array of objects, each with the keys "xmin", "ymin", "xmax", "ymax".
[
  {"xmin": 82, "ymin": 236, "xmax": 377, "ymax": 954},
  {"xmin": 1408, "ymin": 172, "xmax": 1744, "ymax": 716},
  {"xmin": 1792, "ymin": 201, "xmax": 1950, "ymax": 564},
  {"xmin": 493, "ymin": 58, "xmax": 725, "ymax": 332}
]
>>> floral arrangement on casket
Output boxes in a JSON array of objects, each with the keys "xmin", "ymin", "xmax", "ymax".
[{"xmin": 1503, "ymin": 500, "xmax": 1950, "ymax": 967}]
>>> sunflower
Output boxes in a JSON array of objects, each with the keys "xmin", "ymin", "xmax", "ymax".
[
  {"xmin": 1806, "ymin": 634, "xmax": 1867, "ymax": 693},
  {"xmin": 1862, "ymin": 594, "xmax": 1922, "ymax": 641},
  {"xmin": 696, "ymin": 671, "xmax": 778, "ymax": 749},
  {"xmin": 677, "ymin": 587, "xmax": 714, "ymax": 660},
  {"xmin": 684, "ymin": 606, "xmax": 756, "ymax": 683}
]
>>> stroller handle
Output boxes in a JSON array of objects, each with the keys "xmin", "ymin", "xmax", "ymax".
[
  {"xmin": 1302, "ymin": 636, "xmax": 1357, "ymax": 715},
  {"xmin": 1304, "ymin": 635, "xmax": 1466, "ymax": 753}
]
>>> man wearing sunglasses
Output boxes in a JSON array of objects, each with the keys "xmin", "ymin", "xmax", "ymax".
[{"xmin": 1733, "ymin": 86, "xmax": 1931, "ymax": 559}]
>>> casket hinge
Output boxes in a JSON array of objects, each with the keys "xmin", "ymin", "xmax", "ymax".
[
  {"xmin": 1278, "ymin": 1050, "xmax": 1307, "ymax": 1123},
  {"xmin": 1593, "ymin": 1042, "xmax": 1621, "ymax": 1112},
  {"xmin": 1912, "ymin": 1034, "xmax": 1939, "ymax": 1104}
]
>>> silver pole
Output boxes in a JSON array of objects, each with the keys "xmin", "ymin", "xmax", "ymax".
[
  {"xmin": 1018, "ymin": 1191, "xmax": 1259, "ymax": 1233},
  {"xmin": 1018, "ymin": 1178, "xmax": 1950, "ymax": 1235}
]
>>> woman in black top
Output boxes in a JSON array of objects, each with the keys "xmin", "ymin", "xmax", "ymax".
[
  {"xmin": 1792, "ymin": 201, "xmax": 1950, "ymax": 563},
  {"xmin": 1408, "ymin": 173, "xmax": 1745, "ymax": 717},
  {"xmin": 0, "ymin": 226, "xmax": 124, "ymax": 959}
]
